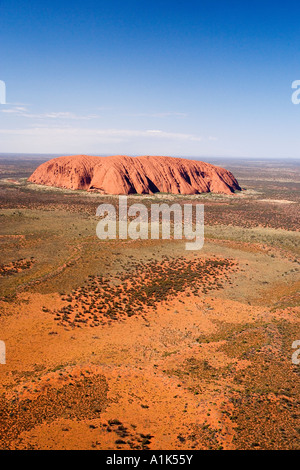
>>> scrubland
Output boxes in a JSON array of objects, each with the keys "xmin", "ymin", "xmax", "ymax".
[{"xmin": 0, "ymin": 157, "xmax": 299, "ymax": 450}]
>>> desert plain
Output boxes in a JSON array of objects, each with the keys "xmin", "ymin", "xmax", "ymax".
[{"xmin": 0, "ymin": 155, "xmax": 299, "ymax": 450}]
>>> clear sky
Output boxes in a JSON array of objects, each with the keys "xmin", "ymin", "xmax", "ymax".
[{"xmin": 1, "ymin": 0, "xmax": 300, "ymax": 158}]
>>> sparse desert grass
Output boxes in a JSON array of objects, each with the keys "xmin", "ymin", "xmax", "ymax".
[
  {"xmin": 50, "ymin": 256, "xmax": 237, "ymax": 328},
  {"xmin": 0, "ymin": 157, "xmax": 299, "ymax": 450},
  {"xmin": 0, "ymin": 257, "xmax": 35, "ymax": 277},
  {"xmin": 0, "ymin": 367, "xmax": 108, "ymax": 449}
]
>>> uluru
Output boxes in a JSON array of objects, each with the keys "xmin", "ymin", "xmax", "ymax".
[{"xmin": 28, "ymin": 155, "xmax": 241, "ymax": 195}]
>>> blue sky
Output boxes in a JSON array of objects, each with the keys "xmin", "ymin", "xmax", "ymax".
[{"xmin": 0, "ymin": 0, "xmax": 300, "ymax": 158}]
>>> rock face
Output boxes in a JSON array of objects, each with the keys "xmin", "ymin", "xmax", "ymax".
[{"xmin": 28, "ymin": 155, "xmax": 241, "ymax": 195}]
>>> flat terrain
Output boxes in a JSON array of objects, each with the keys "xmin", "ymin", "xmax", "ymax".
[{"xmin": 0, "ymin": 156, "xmax": 299, "ymax": 450}]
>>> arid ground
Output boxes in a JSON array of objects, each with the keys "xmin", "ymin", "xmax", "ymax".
[{"xmin": 0, "ymin": 156, "xmax": 299, "ymax": 450}]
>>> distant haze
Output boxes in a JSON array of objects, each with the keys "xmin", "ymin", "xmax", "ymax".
[{"xmin": 1, "ymin": 1, "xmax": 300, "ymax": 158}]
